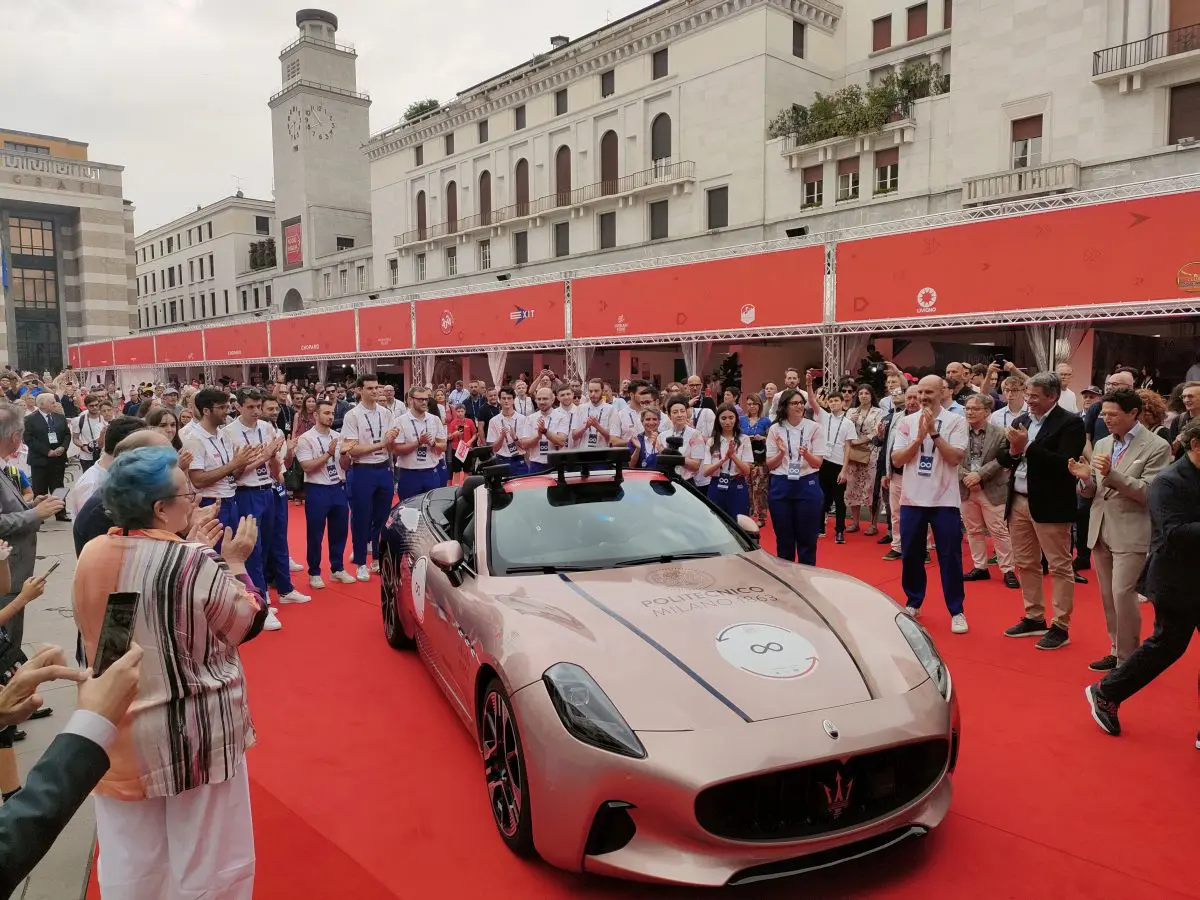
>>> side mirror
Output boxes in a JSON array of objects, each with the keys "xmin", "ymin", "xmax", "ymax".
[
  {"xmin": 736, "ymin": 514, "xmax": 761, "ymax": 546},
  {"xmin": 430, "ymin": 540, "xmax": 464, "ymax": 572}
]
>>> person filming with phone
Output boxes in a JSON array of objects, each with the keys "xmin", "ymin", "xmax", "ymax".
[{"xmin": 73, "ymin": 445, "xmax": 269, "ymax": 899}]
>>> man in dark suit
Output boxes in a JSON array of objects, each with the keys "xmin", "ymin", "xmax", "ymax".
[
  {"xmin": 1086, "ymin": 417, "xmax": 1200, "ymax": 748},
  {"xmin": 0, "ymin": 643, "xmax": 142, "ymax": 897},
  {"xmin": 22, "ymin": 393, "xmax": 70, "ymax": 521},
  {"xmin": 996, "ymin": 372, "xmax": 1087, "ymax": 650}
]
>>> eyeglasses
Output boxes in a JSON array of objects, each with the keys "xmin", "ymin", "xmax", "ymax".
[
  {"xmin": 787, "ymin": 399, "xmax": 805, "ymax": 407},
  {"xmin": 169, "ymin": 489, "xmax": 197, "ymax": 503}
]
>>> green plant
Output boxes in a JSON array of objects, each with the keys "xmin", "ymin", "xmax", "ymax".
[
  {"xmin": 404, "ymin": 99, "xmax": 440, "ymax": 121},
  {"xmin": 769, "ymin": 60, "xmax": 943, "ymax": 146}
]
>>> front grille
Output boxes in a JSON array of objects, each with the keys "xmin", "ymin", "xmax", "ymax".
[{"xmin": 695, "ymin": 739, "xmax": 949, "ymax": 842}]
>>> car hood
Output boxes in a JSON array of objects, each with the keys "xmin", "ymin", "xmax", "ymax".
[{"xmin": 492, "ymin": 551, "xmax": 929, "ymax": 731}]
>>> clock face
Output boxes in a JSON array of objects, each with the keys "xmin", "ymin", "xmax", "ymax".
[
  {"xmin": 305, "ymin": 103, "xmax": 336, "ymax": 141},
  {"xmin": 286, "ymin": 105, "xmax": 303, "ymax": 142}
]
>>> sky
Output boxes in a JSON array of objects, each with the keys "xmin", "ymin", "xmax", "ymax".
[{"xmin": 6, "ymin": 0, "xmax": 650, "ymax": 232}]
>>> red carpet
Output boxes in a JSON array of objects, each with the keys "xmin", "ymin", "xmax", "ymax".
[{"xmin": 89, "ymin": 513, "xmax": 1200, "ymax": 899}]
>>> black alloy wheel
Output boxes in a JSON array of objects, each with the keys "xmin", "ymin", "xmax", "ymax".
[
  {"xmin": 380, "ymin": 548, "xmax": 413, "ymax": 650},
  {"xmin": 480, "ymin": 678, "xmax": 535, "ymax": 856}
]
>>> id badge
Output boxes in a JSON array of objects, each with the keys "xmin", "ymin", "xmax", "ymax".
[
  {"xmin": 325, "ymin": 460, "xmax": 339, "ymax": 480},
  {"xmin": 787, "ymin": 460, "xmax": 802, "ymax": 481},
  {"xmin": 47, "ymin": 430, "xmax": 58, "ymax": 444},
  {"xmin": 256, "ymin": 463, "xmax": 269, "ymax": 480},
  {"xmin": 538, "ymin": 438, "xmax": 549, "ymax": 455},
  {"xmin": 587, "ymin": 432, "xmax": 599, "ymax": 448},
  {"xmin": 507, "ymin": 440, "xmax": 518, "ymax": 456},
  {"xmin": 416, "ymin": 446, "xmax": 428, "ymax": 464},
  {"xmin": 917, "ymin": 454, "xmax": 935, "ymax": 477},
  {"xmin": 717, "ymin": 473, "xmax": 731, "ymax": 491}
]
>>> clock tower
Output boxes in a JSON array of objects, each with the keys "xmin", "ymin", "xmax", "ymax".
[{"xmin": 269, "ymin": 8, "xmax": 371, "ymax": 309}]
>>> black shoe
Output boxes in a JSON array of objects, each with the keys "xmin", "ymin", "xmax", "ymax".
[
  {"xmin": 1088, "ymin": 654, "xmax": 1118, "ymax": 672},
  {"xmin": 1073, "ymin": 557, "xmax": 1091, "ymax": 572},
  {"xmin": 962, "ymin": 568, "xmax": 991, "ymax": 582},
  {"xmin": 882, "ymin": 549, "xmax": 902, "ymax": 561},
  {"xmin": 877, "ymin": 533, "xmax": 892, "ymax": 545},
  {"xmin": 1005, "ymin": 618, "xmax": 1048, "ymax": 638},
  {"xmin": 12, "ymin": 730, "xmax": 26, "ymax": 742},
  {"xmin": 27, "ymin": 707, "xmax": 52, "ymax": 720},
  {"xmin": 1003, "ymin": 571, "xmax": 1020, "ymax": 589},
  {"xmin": 986, "ymin": 555, "xmax": 998, "ymax": 566},
  {"xmin": 835, "ymin": 532, "xmax": 845, "ymax": 544},
  {"xmin": 1074, "ymin": 573, "xmax": 1089, "ymax": 585},
  {"xmin": 1036, "ymin": 624, "xmax": 1070, "ymax": 650},
  {"xmin": 1085, "ymin": 684, "xmax": 1120, "ymax": 736}
]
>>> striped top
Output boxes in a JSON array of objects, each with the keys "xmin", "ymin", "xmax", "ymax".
[{"xmin": 73, "ymin": 528, "xmax": 267, "ymax": 801}]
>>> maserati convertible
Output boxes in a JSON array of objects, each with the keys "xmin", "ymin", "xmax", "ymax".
[{"xmin": 377, "ymin": 448, "xmax": 960, "ymax": 887}]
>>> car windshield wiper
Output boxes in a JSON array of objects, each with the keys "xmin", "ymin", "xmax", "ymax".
[
  {"xmin": 501, "ymin": 564, "xmax": 600, "ymax": 575},
  {"xmin": 612, "ymin": 551, "xmax": 724, "ymax": 568}
]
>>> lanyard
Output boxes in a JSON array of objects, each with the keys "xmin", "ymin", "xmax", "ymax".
[
  {"xmin": 361, "ymin": 409, "xmax": 380, "ymax": 442},
  {"xmin": 923, "ymin": 417, "xmax": 943, "ymax": 454},
  {"xmin": 207, "ymin": 436, "xmax": 229, "ymax": 465},
  {"xmin": 692, "ymin": 407, "xmax": 703, "ymax": 427},
  {"xmin": 826, "ymin": 414, "xmax": 846, "ymax": 448},
  {"xmin": 1111, "ymin": 437, "xmax": 1131, "ymax": 468},
  {"xmin": 408, "ymin": 417, "xmax": 427, "ymax": 442},
  {"xmin": 718, "ymin": 436, "xmax": 738, "ymax": 474},
  {"xmin": 242, "ymin": 426, "xmax": 264, "ymax": 446},
  {"xmin": 785, "ymin": 425, "xmax": 805, "ymax": 462},
  {"xmin": 314, "ymin": 433, "xmax": 331, "ymax": 456}
]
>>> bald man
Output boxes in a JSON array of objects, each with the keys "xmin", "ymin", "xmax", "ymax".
[{"xmin": 23, "ymin": 392, "xmax": 71, "ymax": 519}]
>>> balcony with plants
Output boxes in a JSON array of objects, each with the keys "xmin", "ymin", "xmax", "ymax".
[
  {"xmin": 771, "ymin": 62, "xmax": 944, "ymax": 164},
  {"xmin": 248, "ymin": 238, "xmax": 277, "ymax": 272}
]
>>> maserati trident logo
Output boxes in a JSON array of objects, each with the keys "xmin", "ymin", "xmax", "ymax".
[
  {"xmin": 822, "ymin": 771, "xmax": 854, "ymax": 820},
  {"xmin": 439, "ymin": 310, "xmax": 454, "ymax": 335}
]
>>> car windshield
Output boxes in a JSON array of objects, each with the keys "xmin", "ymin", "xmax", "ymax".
[{"xmin": 488, "ymin": 473, "xmax": 751, "ymax": 575}]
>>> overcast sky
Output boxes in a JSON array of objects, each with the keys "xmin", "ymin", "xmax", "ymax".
[{"xmin": 7, "ymin": 0, "xmax": 649, "ymax": 232}]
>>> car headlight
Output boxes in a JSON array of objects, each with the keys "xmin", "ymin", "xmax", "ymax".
[
  {"xmin": 543, "ymin": 663, "xmax": 647, "ymax": 759},
  {"xmin": 896, "ymin": 614, "xmax": 951, "ymax": 701}
]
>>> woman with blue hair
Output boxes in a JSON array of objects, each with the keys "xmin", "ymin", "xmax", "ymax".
[{"xmin": 73, "ymin": 445, "xmax": 267, "ymax": 899}]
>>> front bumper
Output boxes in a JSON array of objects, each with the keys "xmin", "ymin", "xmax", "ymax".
[{"xmin": 510, "ymin": 678, "xmax": 958, "ymax": 887}]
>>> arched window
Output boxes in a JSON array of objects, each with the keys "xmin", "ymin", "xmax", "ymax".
[
  {"xmin": 515, "ymin": 158, "xmax": 529, "ymax": 216},
  {"xmin": 416, "ymin": 190, "xmax": 427, "ymax": 240},
  {"xmin": 650, "ymin": 113, "xmax": 672, "ymax": 164},
  {"xmin": 555, "ymin": 145, "xmax": 572, "ymax": 206},
  {"xmin": 446, "ymin": 181, "xmax": 458, "ymax": 232},
  {"xmin": 479, "ymin": 170, "xmax": 492, "ymax": 226},
  {"xmin": 600, "ymin": 130, "xmax": 618, "ymax": 196}
]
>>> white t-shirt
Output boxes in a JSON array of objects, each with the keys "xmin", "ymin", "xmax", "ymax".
[
  {"xmin": 393, "ymin": 412, "xmax": 446, "ymax": 470},
  {"xmin": 487, "ymin": 412, "xmax": 526, "ymax": 459},
  {"xmin": 989, "ymin": 405, "xmax": 1027, "ymax": 429},
  {"xmin": 296, "ymin": 428, "xmax": 344, "ymax": 485},
  {"xmin": 70, "ymin": 413, "xmax": 105, "ymax": 461},
  {"xmin": 67, "ymin": 461, "xmax": 108, "ymax": 517},
  {"xmin": 575, "ymin": 402, "xmax": 613, "ymax": 450},
  {"xmin": 657, "ymin": 425, "xmax": 706, "ymax": 481},
  {"xmin": 891, "ymin": 408, "xmax": 968, "ymax": 508},
  {"xmin": 520, "ymin": 410, "xmax": 557, "ymax": 466},
  {"xmin": 340, "ymin": 403, "xmax": 394, "ymax": 465},
  {"xmin": 811, "ymin": 408, "xmax": 851, "ymax": 466},
  {"xmin": 767, "ymin": 419, "xmax": 826, "ymax": 479},
  {"xmin": 688, "ymin": 405, "xmax": 715, "ymax": 437},
  {"xmin": 1059, "ymin": 388, "xmax": 1078, "ymax": 414},
  {"xmin": 704, "ymin": 435, "xmax": 755, "ymax": 477},
  {"xmin": 513, "ymin": 395, "xmax": 535, "ymax": 417},
  {"xmin": 222, "ymin": 419, "xmax": 274, "ymax": 488},
  {"xmin": 181, "ymin": 420, "xmax": 237, "ymax": 499},
  {"xmin": 612, "ymin": 405, "xmax": 643, "ymax": 443}
]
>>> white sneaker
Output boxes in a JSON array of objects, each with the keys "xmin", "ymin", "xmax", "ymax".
[
  {"xmin": 263, "ymin": 608, "xmax": 282, "ymax": 631},
  {"xmin": 369, "ymin": 560, "xmax": 381, "ymax": 574},
  {"xmin": 289, "ymin": 559, "xmax": 304, "ymax": 572},
  {"xmin": 279, "ymin": 590, "xmax": 311, "ymax": 604},
  {"xmin": 309, "ymin": 577, "xmax": 327, "ymax": 590},
  {"xmin": 951, "ymin": 613, "xmax": 969, "ymax": 634},
  {"xmin": 903, "ymin": 605, "xmax": 921, "ymax": 618},
  {"xmin": 356, "ymin": 565, "xmax": 370, "ymax": 582},
  {"xmin": 331, "ymin": 570, "xmax": 356, "ymax": 584}
]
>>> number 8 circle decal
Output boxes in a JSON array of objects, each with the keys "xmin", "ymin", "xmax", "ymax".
[{"xmin": 716, "ymin": 623, "xmax": 819, "ymax": 680}]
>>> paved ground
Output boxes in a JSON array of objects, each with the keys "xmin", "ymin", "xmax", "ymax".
[{"xmin": 8, "ymin": 517, "xmax": 94, "ymax": 900}]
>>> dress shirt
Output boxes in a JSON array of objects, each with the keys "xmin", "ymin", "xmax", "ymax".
[{"xmin": 1013, "ymin": 404, "xmax": 1056, "ymax": 494}]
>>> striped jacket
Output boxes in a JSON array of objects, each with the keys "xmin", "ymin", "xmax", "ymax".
[{"xmin": 73, "ymin": 529, "xmax": 266, "ymax": 800}]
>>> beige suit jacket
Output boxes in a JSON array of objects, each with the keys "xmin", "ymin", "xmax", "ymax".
[
  {"xmin": 1080, "ymin": 426, "xmax": 1172, "ymax": 553},
  {"xmin": 958, "ymin": 422, "xmax": 1010, "ymax": 507}
]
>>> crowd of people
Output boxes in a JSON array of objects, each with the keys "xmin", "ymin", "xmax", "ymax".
[{"xmin": 0, "ymin": 354, "xmax": 1196, "ymax": 897}]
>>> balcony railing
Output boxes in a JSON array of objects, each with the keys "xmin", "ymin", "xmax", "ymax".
[
  {"xmin": 280, "ymin": 35, "xmax": 357, "ymax": 57},
  {"xmin": 268, "ymin": 79, "xmax": 370, "ymax": 105},
  {"xmin": 395, "ymin": 159, "xmax": 695, "ymax": 248},
  {"xmin": 1093, "ymin": 22, "xmax": 1200, "ymax": 76},
  {"xmin": 962, "ymin": 159, "xmax": 1081, "ymax": 206}
]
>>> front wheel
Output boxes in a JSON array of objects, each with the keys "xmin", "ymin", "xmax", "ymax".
[
  {"xmin": 479, "ymin": 678, "xmax": 535, "ymax": 857},
  {"xmin": 380, "ymin": 548, "xmax": 413, "ymax": 650}
]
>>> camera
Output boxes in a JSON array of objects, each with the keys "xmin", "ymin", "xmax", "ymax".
[{"xmin": 991, "ymin": 353, "xmax": 1006, "ymax": 369}]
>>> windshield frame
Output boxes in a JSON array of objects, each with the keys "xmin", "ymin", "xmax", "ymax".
[{"xmin": 485, "ymin": 470, "xmax": 753, "ymax": 577}]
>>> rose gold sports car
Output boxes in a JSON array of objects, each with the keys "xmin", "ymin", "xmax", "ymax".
[{"xmin": 378, "ymin": 449, "xmax": 960, "ymax": 887}]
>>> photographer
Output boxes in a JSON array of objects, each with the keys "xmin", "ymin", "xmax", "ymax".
[{"xmin": 70, "ymin": 392, "xmax": 107, "ymax": 473}]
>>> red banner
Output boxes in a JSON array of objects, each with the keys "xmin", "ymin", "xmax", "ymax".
[
  {"xmin": 155, "ymin": 330, "xmax": 204, "ymax": 365},
  {"xmin": 79, "ymin": 341, "xmax": 113, "ymax": 369},
  {"xmin": 358, "ymin": 302, "xmax": 412, "ymax": 353},
  {"xmin": 414, "ymin": 283, "xmax": 564, "ymax": 349},
  {"xmin": 836, "ymin": 192, "xmax": 1200, "ymax": 322},
  {"xmin": 204, "ymin": 322, "xmax": 269, "ymax": 361},
  {"xmin": 284, "ymin": 221, "xmax": 302, "ymax": 267},
  {"xmin": 112, "ymin": 336, "xmax": 155, "ymax": 366},
  {"xmin": 68, "ymin": 345, "xmax": 80, "ymax": 368},
  {"xmin": 570, "ymin": 248, "xmax": 825, "ymax": 339},
  {"xmin": 270, "ymin": 310, "xmax": 357, "ymax": 357}
]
